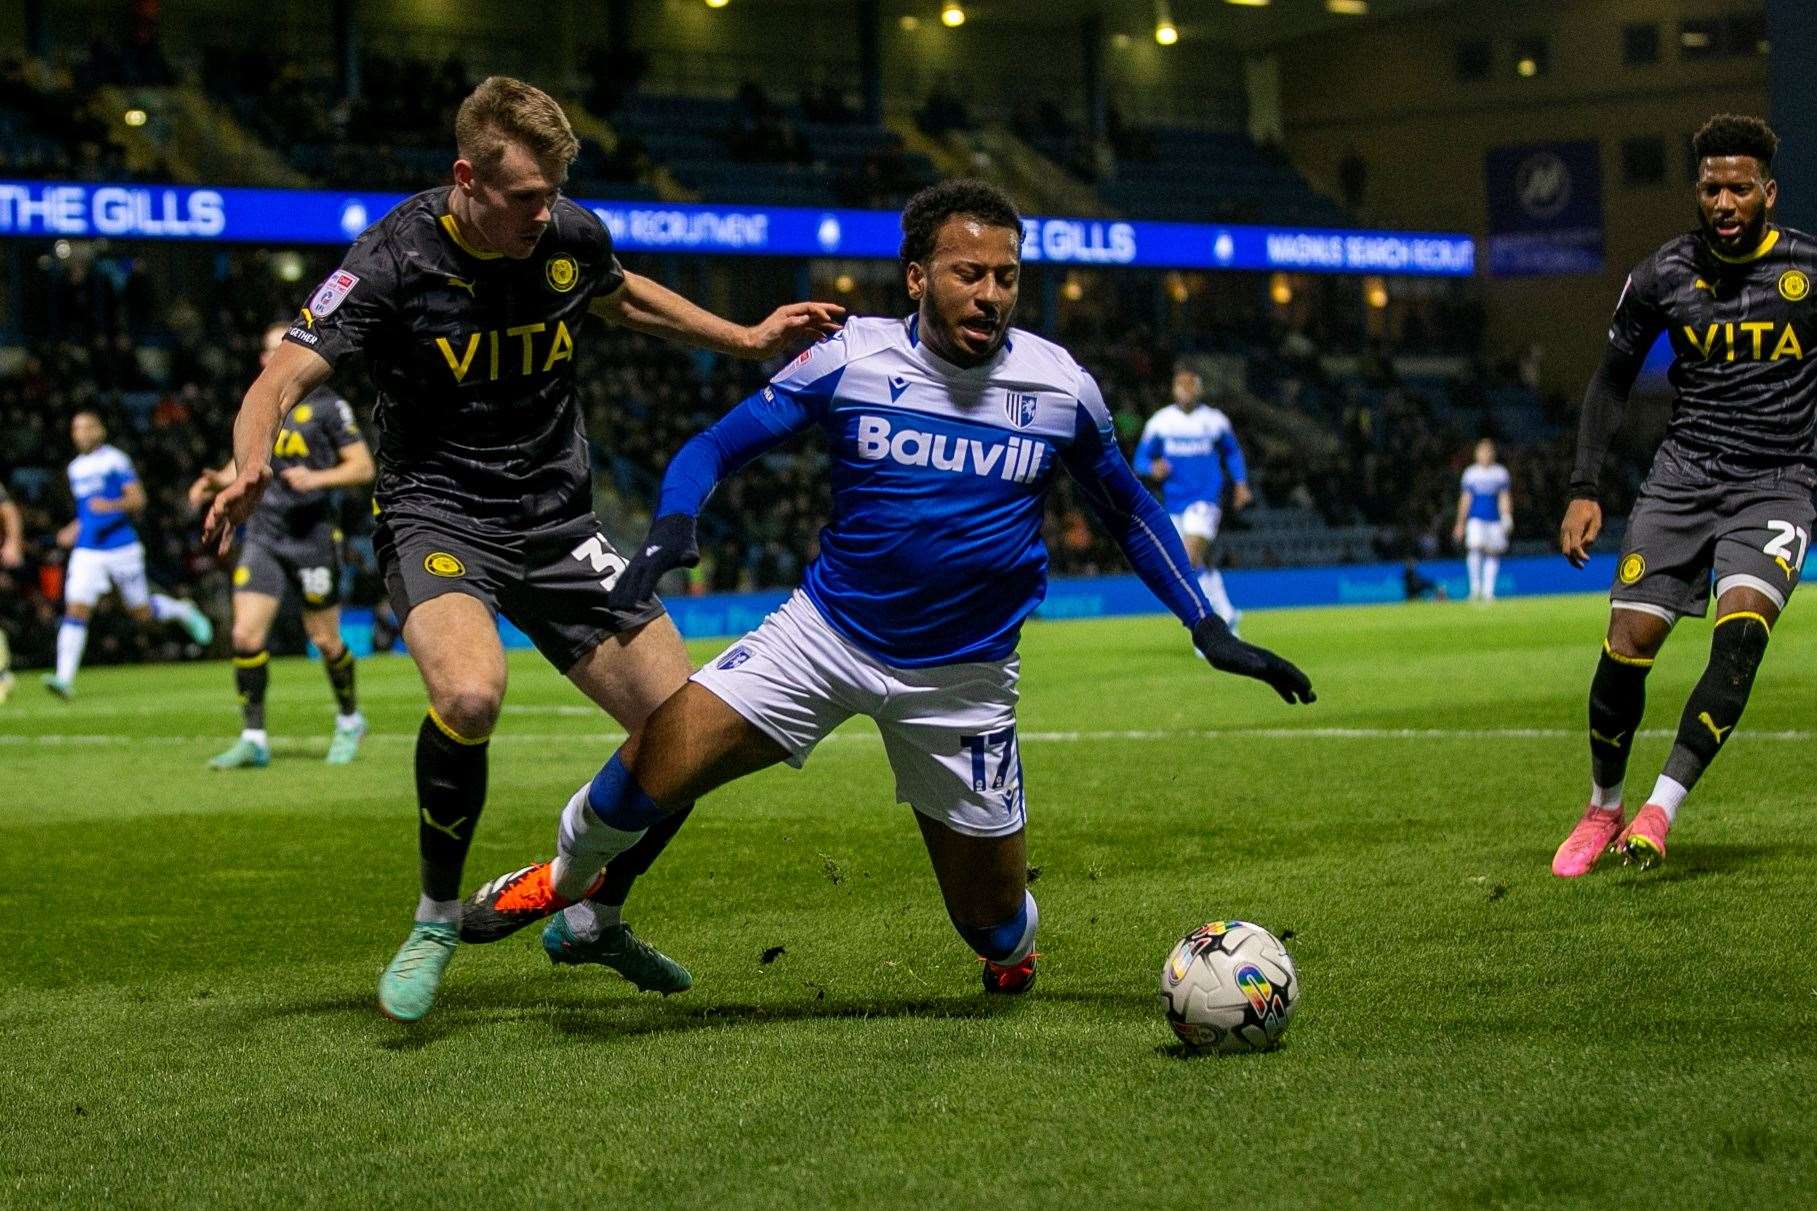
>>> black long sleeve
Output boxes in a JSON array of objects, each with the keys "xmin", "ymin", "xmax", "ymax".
[{"xmin": 1569, "ymin": 342, "xmax": 1646, "ymax": 501}]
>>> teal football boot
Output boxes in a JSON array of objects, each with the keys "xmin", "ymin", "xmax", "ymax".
[
  {"xmin": 377, "ymin": 921, "xmax": 459, "ymax": 1022},
  {"xmin": 542, "ymin": 914, "xmax": 692, "ymax": 994},
  {"xmin": 208, "ymin": 736, "xmax": 271, "ymax": 770},
  {"xmin": 325, "ymin": 715, "xmax": 366, "ymax": 765}
]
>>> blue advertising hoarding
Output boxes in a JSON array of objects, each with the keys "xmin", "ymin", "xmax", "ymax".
[
  {"xmin": 328, "ymin": 553, "xmax": 1614, "ymax": 656},
  {"xmin": 0, "ymin": 178, "xmax": 1475, "ymax": 276},
  {"xmin": 1484, "ymin": 140, "xmax": 1605, "ymax": 276}
]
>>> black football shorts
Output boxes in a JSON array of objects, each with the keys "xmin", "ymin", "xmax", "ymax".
[
  {"xmin": 1611, "ymin": 448, "xmax": 1816, "ymax": 619},
  {"xmin": 374, "ymin": 508, "xmax": 665, "ymax": 671},
  {"xmin": 235, "ymin": 523, "xmax": 343, "ymax": 609}
]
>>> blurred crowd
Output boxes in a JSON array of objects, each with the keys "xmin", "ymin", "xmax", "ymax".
[{"xmin": 0, "ymin": 239, "xmax": 1616, "ymax": 671}]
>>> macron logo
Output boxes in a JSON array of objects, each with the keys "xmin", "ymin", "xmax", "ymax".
[
  {"xmin": 888, "ymin": 375, "xmax": 911, "ymax": 402},
  {"xmin": 855, "ymin": 415, "xmax": 1046, "ymax": 484}
]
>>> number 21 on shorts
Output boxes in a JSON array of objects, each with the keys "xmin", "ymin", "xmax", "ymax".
[{"xmin": 1763, "ymin": 521, "xmax": 1810, "ymax": 577}]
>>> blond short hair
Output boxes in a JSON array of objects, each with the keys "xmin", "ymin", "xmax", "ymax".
[{"xmin": 454, "ymin": 76, "xmax": 579, "ymax": 180}]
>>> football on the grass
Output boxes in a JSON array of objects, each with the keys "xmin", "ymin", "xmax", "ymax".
[{"xmin": 1158, "ymin": 920, "xmax": 1298, "ymax": 1053}]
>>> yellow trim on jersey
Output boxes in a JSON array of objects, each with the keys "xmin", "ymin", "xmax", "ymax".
[
  {"xmin": 1602, "ymin": 640, "xmax": 1655, "ymax": 667},
  {"xmin": 439, "ymin": 212, "xmax": 503, "ymax": 260},
  {"xmin": 1714, "ymin": 610, "xmax": 1771, "ymax": 631},
  {"xmin": 427, "ymin": 705, "xmax": 490, "ymax": 746},
  {"xmin": 1708, "ymin": 226, "xmax": 1780, "ymax": 264},
  {"xmin": 233, "ymin": 651, "xmax": 271, "ymax": 669}
]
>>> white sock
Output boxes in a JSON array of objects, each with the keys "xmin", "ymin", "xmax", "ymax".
[
  {"xmin": 1590, "ymin": 782, "xmax": 1623, "ymax": 811},
  {"xmin": 336, "ymin": 711, "xmax": 364, "ymax": 731},
  {"xmin": 1000, "ymin": 891, "xmax": 1039, "ymax": 965},
  {"xmin": 1199, "ymin": 568, "xmax": 1237, "ymax": 625},
  {"xmin": 150, "ymin": 593, "xmax": 188, "ymax": 623},
  {"xmin": 414, "ymin": 895, "xmax": 461, "ymax": 925},
  {"xmin": 562, "ymin": 900, "xmax": 623, "ymax": 942},
  {"xmin": 1466, "ymin": 550, "xmax": 1484, "ymax": 597},
  {"xmin": 551, "ymin": 783, "xmax": 646, "ymax": 899},
  {"xmin": 55, "ymin": 620, "xmax": 87, "ymax": 684},
  {"xmin": 241, "ymin": 728, "xmax": 269, "ymax": 748},
  {"xmin": 1482, "ymin": 555, "xmax": 1501, "ymax": 600},
  {"xmin": 1647, "ymin": 775, "xmax": 1689, "ymax": 823}
]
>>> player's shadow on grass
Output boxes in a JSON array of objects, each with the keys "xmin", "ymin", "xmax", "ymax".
[
  {"xmin": 1609, "ymin": 841, "xmax": 1799, "ymax": 885},
  {"xmin": 269, "ymin": 984, "xmax": 1035, "ymax": 1049}
]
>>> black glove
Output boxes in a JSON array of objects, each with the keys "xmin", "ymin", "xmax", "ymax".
[
  {"xmin": 1192, "ymin": 617, "xmax": 1316, "ymax": 705},
  {"xmin": 606, "ymin": 513, "xmax": 700, "ymax": 611}
]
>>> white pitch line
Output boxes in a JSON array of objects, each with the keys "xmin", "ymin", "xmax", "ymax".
[{"xmin": 3, "ymin": 726, "xmax": 1814, "ymax": 747}]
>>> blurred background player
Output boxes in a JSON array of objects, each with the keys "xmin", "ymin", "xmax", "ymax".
[
  {"xmin": 1554, "ymin": 114, "xmax": 1815, "ymax": 877},
  {"xmin": 189, "ymin": 322, "xmax": 376, "ymax": 770},
  {"xmin": 456, "ymin": 181, "xmax": 1313, "ymax": 998},
  {"xmin": 45, "ymin": 410, "xmax": 212, "ymax": 699},
  {"xmin": 0, "ymin": 476, "xmax": 21, "ymax": 702},
  {"xmin": 1452, "ymin": 439, "xmax": 1513, "ymax": 602},
  {"xmin": 1134, "ymin": 365, "xmax": 1251, "ymax": 634},
  {"xmin": 203, "ymin": 76, "xmax": 842, "ymax": 1022}
]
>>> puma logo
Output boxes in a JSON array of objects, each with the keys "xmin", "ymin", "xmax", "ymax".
[
  {"xmin": 420, "ymin": 808, "xmax": 469, "ymax": 840},
  {"xmin": 645, "ymin": 545, "xmax": 660, "ymax": 557},
  {"xmin": 1775, "ymin": 554, "xmax": 1797, "ymax": 580},
  {"xmin": 1590, "ymin": 728, "xmax": 1627, "ymax": 748},
  {"xmin": 1698, "ymin": 712, "xmax": 1734, "ymax": 743},
  {"xmin": 443, "ymin": 276, "xmax": 477, "ymax": 297}
]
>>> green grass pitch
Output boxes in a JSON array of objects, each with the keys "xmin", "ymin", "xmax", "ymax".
[{"xmin": 3, "ymin": 594, "xmax": 1814, "ymax": 1206}]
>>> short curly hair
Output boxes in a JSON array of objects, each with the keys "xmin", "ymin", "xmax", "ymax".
[
  {"xmin": 1692, "ymin": 113, "xmax": 1779, "ymax": 173},
  {"xmin": 899, "ymin": 179, "xmax": 1023, "ymax": 275}
]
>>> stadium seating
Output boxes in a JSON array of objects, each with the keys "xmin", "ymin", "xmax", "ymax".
[{"xmin": 1097, "ymin": 126, "xmax": 1351, "ymax": 226}]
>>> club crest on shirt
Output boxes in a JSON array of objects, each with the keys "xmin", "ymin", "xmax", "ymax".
[
  {"xmin": 545, "ymin": 254, "xmax": 579, "ymax": 293},
  {"xmin": 1779, "ymin": 269, "xmax": 1810, "ymax": 303},
  {"xmin": 1005, "ymin": 391, "xmax": 1039, "ymax": 429},
  {"xmin": 309, "ymin": 270, "xmax": 361, "ymax": 318}
]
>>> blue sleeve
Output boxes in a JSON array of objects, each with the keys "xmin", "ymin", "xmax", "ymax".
[
  {"xmin": 654, "ymin": 372, "xmax": 836, "ymax": 517},
  {"xmin": 1059, "ymin": 374, "xmax": 1212, "ymax": 628},
  {"xmin": 1217, "ymin": 424, "xmax": 1247, "ymax": 485},
  {"xmin": 1132, "ymin": 426, "xmax": 1160, "ymax": 477}
]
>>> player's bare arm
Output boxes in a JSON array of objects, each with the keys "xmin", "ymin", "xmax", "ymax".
[
  {"xmin": 187, "ymin": 461, "xmax": 237, "ymax": 509},
  {"xmin": 204, "ymin": 341, "xmax": 334, "ymax": 553},
  {"xmin": 0, "ymin": 497, "xmax": 22, "ymax": 568},
  {"xmin": 279, "ymin": 440, "xmax": 375, "ymax": 493},
  {"xmin": 1498, "ymin": 487, "xmax": 1514, "ymax": 529},
  {"xmin": 88, "ymin": 480, "xmax": 146, "ymax": 516},
  {"xmin": 590, "ymin": 272, "xmax": 844, "ymax": 359},
  {"xmin": 1452, "ymin": 491, "xmax": 1471, "ymax": 541},
  {"xmin": 1231, "ymin": 481, "xmax": 1253, "ymax": 510}
]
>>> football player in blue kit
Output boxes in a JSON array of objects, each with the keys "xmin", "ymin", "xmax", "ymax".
[
  {"xmin": 459, "ymin": 181, "xmax": 1315, "ymax": 995},
  {"xmin": 45, "ymin": 410, "xmax": 214, "ymax": 699},
  {"xmin": 1134, "ymin": 367, "xmax": 1252, "ymax": 630},
  {"xmin": 1452, "ymin": 439, "xmax": 1513, "ymax": 602}
]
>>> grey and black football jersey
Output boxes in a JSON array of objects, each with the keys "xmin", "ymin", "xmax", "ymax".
[
  {"xmin": 250, "ymin": 387, "xmax": 364, "ymax": 539},
  {"xmin": 1607, "ymin": 224, "xmax": 1817, "ymax": 473},
  {"xmin": 284, "ymin": 188, "xmax": 626, "ymax": 530}
]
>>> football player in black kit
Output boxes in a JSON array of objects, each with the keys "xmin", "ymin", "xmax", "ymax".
[
  {"xmin": 1553, "ymin": 114, "xmax": 1815, "ymax": 878},
  {"xmin": 190, "ymin": 322, "xmax": 375, "ymax": 771},
  {"xmin": 203, "ymin": 77, "xmax": 844, "ymax": 1020}
]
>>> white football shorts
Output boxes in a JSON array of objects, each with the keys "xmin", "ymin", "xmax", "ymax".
[
  {"xmin": 1170, "ymin": 500, "xmax": 1222, "ymax": 544},
  {"xmin": 64, "ymin": 543, "xmax": 149, "ymax": 609},
  {"xmin": 691, "ymin": 590, "xmax": 1027, "ymax": 839},
  {"xmin": 1464, "ymin": 518, "xmax": 1509, "ymax": 555}
]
